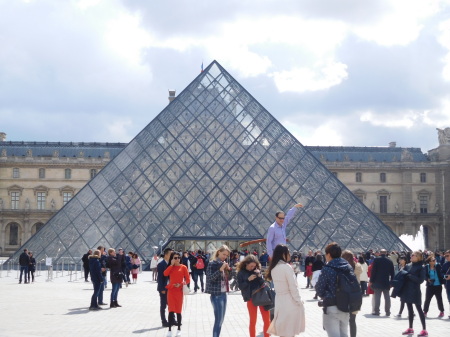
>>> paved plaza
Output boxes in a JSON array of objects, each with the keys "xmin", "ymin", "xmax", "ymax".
[{"xmin": 0, "ymin": 267, "xmax": 449, "ymax": 337}]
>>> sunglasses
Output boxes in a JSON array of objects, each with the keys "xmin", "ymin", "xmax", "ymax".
[
  {"xmin": 277, "ymin": 217, "xmax": 285, "ymax": 220},
  {"xmin": 431, "ymin": 259, "xmax": 436, "ymax": 262},
  {"xmin": 173, "ymin": 257, "xmax": 180, "ymax": 260}
]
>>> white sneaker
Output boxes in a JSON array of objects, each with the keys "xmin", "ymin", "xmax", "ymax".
[
  {"xmin": 176, "ymin": 331, "xmax": 182, "ymax": 337},
  {"xmin": 166, "ymin": 332, "xmax": 172, "ymax": 337}
]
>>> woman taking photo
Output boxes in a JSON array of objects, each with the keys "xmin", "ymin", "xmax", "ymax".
[
  {"xmin": 399, "ymin": 251, "xmax": 427, "ymax": 337},
  {"xmin": 423, "ymin": 255, "xmax": 445, "ymax": 317},
  {"xmin": 205, "ymin": 245, "xmax": 231, "ymax": 337},
  {"xmin": 163, "ymin": 251, "xmax": 190, "ymax": 337},
  {"xmin": 266, "ymin": 244, "xmax": 305, "ymax": 337},
  {"xmin": 88, "ymin": 249, "xmax": 103, "ymax": 310},
  {"xmin": 237, "ymin": 254, "xmax": 271, "ymax": 337}
]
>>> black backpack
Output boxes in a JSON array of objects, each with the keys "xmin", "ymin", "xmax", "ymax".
[{"xmin": 324, "ymin": 265, "xmax": 362, "ymax": 312}]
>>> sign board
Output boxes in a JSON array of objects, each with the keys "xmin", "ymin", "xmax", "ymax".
[{"xmin": 45, "ymin": 257, "xmax": 52, "ymax": 266}]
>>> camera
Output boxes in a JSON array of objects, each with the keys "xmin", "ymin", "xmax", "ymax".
[{"xmin": 318, "ymin": 301, "xmax": 324, "ymax": 307}]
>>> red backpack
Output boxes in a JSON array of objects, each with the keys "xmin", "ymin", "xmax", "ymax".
[{"xmin": 196, "ymin": 256, "xmax": 205, "ymax": 269}]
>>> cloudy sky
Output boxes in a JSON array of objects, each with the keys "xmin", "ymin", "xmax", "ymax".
[{"xmin": 1, "ymin": 0, "xmax": 450, "ymax": 152}]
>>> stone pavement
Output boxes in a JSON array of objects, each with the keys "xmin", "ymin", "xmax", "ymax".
[{"xmin": 0, "ymin": 268, "xmax": 449, "ymax": 337}]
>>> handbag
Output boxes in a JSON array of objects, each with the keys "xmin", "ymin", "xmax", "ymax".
[{"xmin": 251, "ymin": 282, "xmax": 274, "ymax": 307}]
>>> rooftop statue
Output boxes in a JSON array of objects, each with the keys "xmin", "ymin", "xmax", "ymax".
[{"xmin": 437, "ymin": 127, "xmax": 450, "ymax": 145}]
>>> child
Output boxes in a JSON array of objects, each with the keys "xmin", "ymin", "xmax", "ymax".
[{"xmin": 305, "ymin": 262, "xmax": 313, "ymax": 288}]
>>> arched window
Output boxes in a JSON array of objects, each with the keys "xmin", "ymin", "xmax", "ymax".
[{"xmin": 9, "ymin": 223, "xmax": 19, "ymax": 245}]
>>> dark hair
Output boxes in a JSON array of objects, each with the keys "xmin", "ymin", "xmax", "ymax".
[
  {"xmin": 265, "ymin": 244, "xmax": 289, "ymax": 281},
  {"xmin": 275, "ymin": 211, "xmax": 285, "ymax": 218},
  {"xmin": 341, "ymin": 249, "xmax": 355, "ymax": 270},
  {"xmin": 236, "ymin": 254, "xmax": 261, "ymax": 272},
  {"xmin": 316, "ymin": 254, "xmax": 323, "ymax": 262},
  {"xmin": 164, "ymin": 247, "xmax": 174, "ymax": 256},
  {"xmin": 325, "ymin": 242, "xmax": 341, "ymax": 259},
  {"xmin": 168, "ymin": 251, "xmax": 181, "ymax": 265},
  {"xmin": 358, "ymin": 256, "xmax": 366, "ymax": 265}
]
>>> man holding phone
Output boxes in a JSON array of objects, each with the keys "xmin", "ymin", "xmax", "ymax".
[{"xmin": 442, "ymin": 250, "xmax": 450, "ymax": 318}]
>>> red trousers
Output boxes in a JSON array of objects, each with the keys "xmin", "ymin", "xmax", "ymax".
[{"xmin": 246, "ymin": 299, "xmax": 271, "ymax": 337}]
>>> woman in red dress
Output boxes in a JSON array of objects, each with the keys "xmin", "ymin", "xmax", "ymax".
[{"xmin": 164, "ymin": 252, "xmax": 190, "ymax": 337}]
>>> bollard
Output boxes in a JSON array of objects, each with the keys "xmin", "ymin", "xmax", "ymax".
[{"xmin": 46, "ymin": 265, "xmax": 53, "ymax": 282}]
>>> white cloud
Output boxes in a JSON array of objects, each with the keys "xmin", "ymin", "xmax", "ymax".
[
  {"xmin": 106, "ymin": 118, "xmax": 134, "ymax": 142},
  {"xmin": 271, "ymin": 60, "xmax": 348, "ymax": 93},
  {"xmin": 360, "ymin": 110, "xmax": 422, "ymax": 128},
  {"xmin": 283, "ymin": 120, "xmax": 344, "ymax": 146},
  {"xmin": 352, "ymin": 0, "xmax": 440, "ymax": 46}
]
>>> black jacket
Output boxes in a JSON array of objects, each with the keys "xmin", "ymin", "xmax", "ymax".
[
  {"xmin": 19, "ymin": 252, "xmax": 30, "ymax": 267},
  {"xmin": 370, "ymin": 255, "xmax": 395, "ymax": 289},
  {"xmin": 424, "ymin": 263, "xmax": 445, "ymax": 286},
  {"xmin": 312, "ymin": 260, "xmax": 324, "ymax": 272},
  {"xmin": 157, "ymin": 259, "xmax": 169, "ymax": 292},
  {"xmin": 390, "ymin": 269, "xmax": 408, "ymax": 298},
  {"xmin": 399, "ymin": 262, "xmax": 425, "ymax": 305},
  {"xmin": 106, "ymin": 254, "xmax": 123, "ymax": 284},
  {"xmin": 82, "ymin": 253, "xmax": 90, "ymax": 268},
  {"xmin": 89, "ymin": 256, "xmax": 103, "ymax": 283},
  {"xmin": 29, "ymin": 257, "xmax": 36, "ymax": 272},
  {"xmin": 237, "ymin": 268, "xmax": 265, "ymax": 302}
]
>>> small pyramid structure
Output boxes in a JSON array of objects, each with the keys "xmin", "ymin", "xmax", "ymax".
[{"xmin": 8, "ymin": 61, "xmax": 409, "ymax": 265}]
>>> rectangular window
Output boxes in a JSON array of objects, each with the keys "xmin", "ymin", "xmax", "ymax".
[
  {"xmin": 380, "ymin": 196, "xmax": 387, "ymax": 213},
  {"xmin": 420, "ymin": 195, "xmax": 428, "ymax": 214},
  {"xmin": 90, "ymin": 169, "xmax": 97, "ymax": 179},
  {"xmin": 37, "ymin": 192, "xmax": 46, "ymax": 210},
  {"xmin": 356, "ymin": 172, "xmax": 362, "ymax": 182},
  {"xmin": 39, "ymin": 168, "xmax": 45, "ymax": 179},
  {"xmin": 13, "ymin": 168, "xmax": 19, "ymax": 178},
  {"xmin": 65, "ymin": 168, "xmax": 71, "ymax": 179},
  {"xmin": 420, "ymin": 173, "xmax": 426, "ymax": 183},
  {"xmin": 380, "ymin": 173, "xmax": 386, "ymax": 183},
  {"xmin": 63, "ymin": 192, "xmax": 72, "ymax": 205},
  {"xmin": 11, "ymin": 192, "xmax": 19, "ymax": 210}
]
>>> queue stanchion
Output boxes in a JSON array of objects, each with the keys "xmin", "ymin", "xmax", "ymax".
[{"xmin": 46, "ymin": 257, "xmax": 53, "ymax": 282}]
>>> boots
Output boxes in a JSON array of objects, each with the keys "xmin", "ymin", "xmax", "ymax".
[
  {"xmin": 114, "ymin": 301, "xmax": 122, "ymax": 307},
  {"xmin": 110, "ymin": 301, "xmax": 116, "ymax": 308}
]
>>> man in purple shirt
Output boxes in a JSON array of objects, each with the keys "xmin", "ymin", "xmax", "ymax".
[{"xmin": 266, "ymin": 203, "xmax": 303, "ymax": 257}]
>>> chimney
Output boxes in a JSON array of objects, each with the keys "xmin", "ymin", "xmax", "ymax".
[
  {"xmin": 168, "ymin": 90, "xmax": 176, "ymax": 103},
  {"xmin": 389, "ymin": 141, "xmax": 396, "ymax": 148},
  {"xmin": 0, "ymin": 132, "xmax": 6, "ymax": 142}
]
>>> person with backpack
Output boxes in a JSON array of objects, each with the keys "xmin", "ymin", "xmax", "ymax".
[
  {"xmin": 316, "ymin": 242, "xmax": 362, "ymax": 337},
  {"xmin": 342, "ymin": 250, "xmax": 361, "ymax": 337},
  {"xmin": 189, "ymin": 251, "xmax": 206, "ymax": 293}
]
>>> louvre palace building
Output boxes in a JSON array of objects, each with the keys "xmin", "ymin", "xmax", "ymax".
[{"xmin": 1, "ymin": 61, "xmax": 449, "ymax": 264}]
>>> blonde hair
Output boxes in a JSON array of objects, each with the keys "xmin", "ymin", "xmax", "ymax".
[
  {"xmin": 412, "ymin": 251, "xmax": 423, "ymax": 262},
  {"xmin": 92, "ymin": 249, "xmax": 101, "ymax": 258},
  {"xmin": 107, "ymin": 248, "xmax": 115, "ymax": 255},
  {"xmin": 213, "ymin": 245, "xmax": 231, "ymax": 259}
]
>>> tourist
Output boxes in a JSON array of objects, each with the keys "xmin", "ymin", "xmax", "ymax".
[
  {"xmin": 97, "ymin": 245, "xmax": 107, "ymax": 305},
  {"xmin": 106, "ymin": 248, "xmax": 124, "ymax": 308},
  {"xmin": 259, "ymin": 250, "xmax": 269, "ymax": 267},
  {"xmin": 150, "ymin": 253, "xmax": 159, "ymax": 282},
  {"xmin": 88, "ymin": 249, "xmax": 103, "ymax": 310},
  {"xmin": 312, "ymin": 254, "xmax": 324, "ymax": 299},
  {"xmin": 399, "ymin": 251, "xmax": 427, "ymax": 336},
  {"xmin": 442, "ymin": 250, "xmax": 450, "ymax": 318},
  {"xmin": 131, "ymin": 253, "xmax": 141, "ymax": 284},
  {"xmin": 124, "ymin": 251, "xmax": 133, "ymax": 286},
  {"xmin": 342, "ymin": 250, "xmax": 360, "ymax": 337},
  {"xmin": 266, "ymin": 244, "xmax": 305, "ymax": 336},
  {"xmin": 358, "ymin": 256, "xmax": 368, "ymax": 296},
  {"xmin": 81, "ymin": 249, "xmax": 91, "ymax": 282},
  {"xmin": 395, "ymin": 256, "xmax": 408, "ymax": 317},
  {"xmin": 369, "ymin": 248, "xmax": 395, "ymax": 316},
  {"xmin": 158, "ymin": 247, "xmax": 174, "ymax": 327},
  {"xmin": 18, "ymin": 248, "xmax": 30, "ymax": 284},
  {"xmin": 291, "ymin": 255, "xmax": 301, "ymax": 278},
  {"xmin": 423, "ymin": 255, "xmax": 445, "ymax": 317},
  {"xmin": 205, "ymin": 245, "xmax": 231, "ymax": 337},
  {"xmin": 237, "ymin": 254, "xmax": 271, "ymax": 337},
  {"xmin": 163, "ymin": 251, "xmax": 190, "ymax": 337},
  {"xmin": 315, "ymin": 242, "xmax": 352, "ymax": 337},
  {"xmin": 266, "ymin": 203, "xmax": 303, "ymax": 257},
  {"xmin": 27, "ymin": 251, "xmax": 36, "ymax": 283}
]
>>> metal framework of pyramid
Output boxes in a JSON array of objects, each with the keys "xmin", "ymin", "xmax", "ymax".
[{"xmin": 7, "ymin": 60, "xmax": 409, "ymax": 265}]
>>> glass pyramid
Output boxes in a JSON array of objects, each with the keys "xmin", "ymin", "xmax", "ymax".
[{"xmin": 7, "ymin": 61, "xmax": 409, "ymax": 266}]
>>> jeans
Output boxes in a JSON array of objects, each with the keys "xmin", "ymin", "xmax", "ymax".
[
  {"xmin": 160, "ymin": 291, "xmax": 168, "ymax": 323},
  {"xmin": 210, "ymin": 293, "xmax": 227, "ymax": 337},
  {"xmin": 19, "ymin": 266, "xmax": 28, "ymax": 283},
  {"xmin": 98, "ymin": 281, "xmax": 105, "ymax": 303},
  {"xmin": 193, "ymin": 270, "xmax": 204, "ymax": 291},
  {"xmin": 373, "ymin": 288, "xmax": 391, "ymax": 314},
  {"xmin": 110, "ymin": 283, "xmax": 120, "ymax": 301},
  {"xmin": 323, "ymin": 305, "xmax": 349, "ymax": 337},
  {"xmin": 349, "ymin": 312, "xmax": 356, "ymax": 337},
  {"xmin": 83, "ymin": 267, "xmax": 90, "ymax": 281},
  {"xmin": 445, "ymin": 281, "xmax": 450, "ymax": 303},
  {"xmin": 423, "ymin": 285, "xmax": 444, "ymax": 312},
  {"xmin": 90, "ymin": 281, "xmax": 102, "ymax": 308},
  {"xmin": 360, "ymin": 281, "xmax": 367, "ymax": 295}
]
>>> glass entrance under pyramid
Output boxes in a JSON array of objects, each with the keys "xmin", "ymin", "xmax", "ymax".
[{"xmin": 6, "ymin": 61, "xmax": 409, "ymax": 266}]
